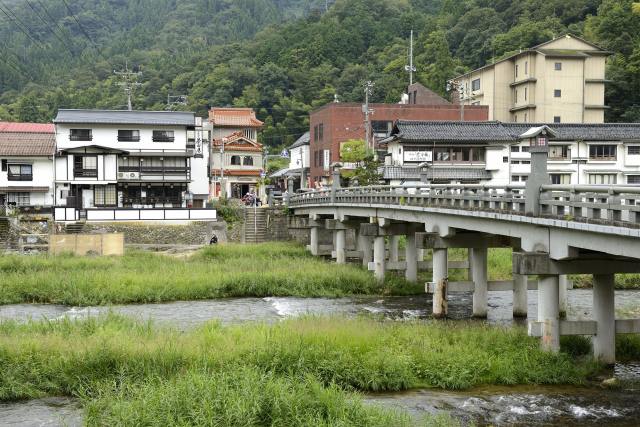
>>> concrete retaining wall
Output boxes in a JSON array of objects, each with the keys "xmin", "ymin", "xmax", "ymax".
[
  {"xmin": 50, "ymin": 233, "xmax": 124, "ymax": 256},
  {"xmin": 81, "ymin": 221, "xmax": 224, "ymax": 245}
]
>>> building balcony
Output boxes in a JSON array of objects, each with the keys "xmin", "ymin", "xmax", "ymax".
[
  {"xmin": 7, "ymin": 174, "xmax": 33, "ymax": 181},
  {"xmin": 70, "ymin": 135, "xmax": 93, "ymax": 142},
  {"xmin": 117, "ymin": 136, "xmax": 140, "ymax": 142},
  {"xmin": 74, "ymin": 169, "xmax": 98, "ymax": 178}
]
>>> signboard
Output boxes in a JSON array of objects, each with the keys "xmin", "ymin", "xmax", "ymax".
[
  {"xmin": 323, "ymin": 150, "xmax": 331, "ymax": 170},
  {"xmin": 403, "ymin": 150, "xmax": 433, "ymax": 162},
  {"xmin": 280, "ymin": 149, "xmax": 289, "ymax": 158}
]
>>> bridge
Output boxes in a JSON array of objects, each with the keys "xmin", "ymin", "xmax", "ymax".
[{"xmin": 287, "ymin": 180, "xmax": 640, "ymax": 364}]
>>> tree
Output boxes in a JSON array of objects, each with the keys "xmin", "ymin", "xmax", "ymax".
[
  {"xmin": 416, "ymin": 30, "xmax": 460, "ymax": 96},
  {"xmin": 339, "ymin": 139, "xmax": 380, "ymax": 186}
]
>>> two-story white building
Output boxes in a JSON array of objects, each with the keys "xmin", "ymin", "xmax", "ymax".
[
  {"xmin": 0, "ymin": 122, "xmax": 55, "ymax": 211},
  {"xmin": 270, "ymin": 131, "xmax": 310, "ymax": 191},
  {"xmin": 382, "ymin": 120, "xmax": 640, "ymax": 186},
  {"xmin": 53, "ymin": 110, "xmax": 205, "ymax": 211}
]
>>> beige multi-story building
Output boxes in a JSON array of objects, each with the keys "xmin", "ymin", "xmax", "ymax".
[{"xmin": 451, "ymin": 34, "xmax": 610, "ymax": 124}]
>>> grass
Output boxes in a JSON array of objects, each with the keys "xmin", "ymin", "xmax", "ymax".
[{"xmin": 0, "ymin": 243, "xmax": 421, "ymax": 305}]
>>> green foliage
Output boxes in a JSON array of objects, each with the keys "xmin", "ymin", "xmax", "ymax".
[
  {"xmin": 212, "ymin": 197, "xmax": 243, "ymax": 224},
  {"xmin": 339, "ymin": 139, "xmax": 381, "ymax": 186},
  {"xmin": 0, "ymin": 243, "xmax": 419, "ymax": 305}
]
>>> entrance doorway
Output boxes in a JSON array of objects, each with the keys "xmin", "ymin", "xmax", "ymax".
[{"xmin": 231, "ymin": 183, "xmax": 251, "ymax": 199}]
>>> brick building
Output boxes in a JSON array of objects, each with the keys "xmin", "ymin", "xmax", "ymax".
[{"xmin": 309, "ymin": 103, "xmax": 488, "ymax": 186}]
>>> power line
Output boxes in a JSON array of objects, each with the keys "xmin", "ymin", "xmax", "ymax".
[
  {"xmin": 0, "ymin": 2, "xmax": 46, "ymax": 48},
  {"xmin": 59, "ymin": 0, "xmax": 107, "ymax": 61},
  {"xmin": 23, "ymin": 0, "xmax": 76, "ymax": 56}
]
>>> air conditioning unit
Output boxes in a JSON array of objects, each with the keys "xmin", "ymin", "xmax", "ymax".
[{"xmin": 117, "ymin": 172, "xmax": 140, "ymax": 179}]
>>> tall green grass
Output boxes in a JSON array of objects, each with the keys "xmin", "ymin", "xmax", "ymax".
[
  {"xmin": 0, "ymin": 243, "xmax": 421, "ymax": 305},
  {"xmin": 0, "ymin": 315, "xmax": 601, "ymax": 402}
]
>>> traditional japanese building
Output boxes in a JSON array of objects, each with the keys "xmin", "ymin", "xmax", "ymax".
[{"xmin": 209, "ymin": 107, "xmax": 264, "ymax": 199}]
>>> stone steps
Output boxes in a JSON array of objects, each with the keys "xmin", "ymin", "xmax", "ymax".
[{"xmin": 243, "ymin": 208, "xmax": 269, "ymax": 243}]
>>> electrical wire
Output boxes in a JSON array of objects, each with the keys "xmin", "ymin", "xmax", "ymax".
[
  {"xmin": 59, "ymin": 0, "xmax": 108, "ymax": 62},
  {"xmin": 23, "ymin": 0, "xmax": 76, "ymax": 56}
]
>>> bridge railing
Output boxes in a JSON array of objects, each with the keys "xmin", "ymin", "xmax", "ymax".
[{"xmin": 288, "ymin": 183, "xmax": 640, "ymax": 227}]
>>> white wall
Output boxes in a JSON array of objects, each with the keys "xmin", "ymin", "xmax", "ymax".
[
  {"xmin": 55, "ymin": 124, "xmax": 189, "ymax": 152},
  {"xmin": 0, "ymin": 156, "xmax": 54, "ymax": 206},
  {"xmin": 289, "ymin": 145, "xmax": 309, "ymax": 169},
  {"xmin": 189, "ymin": 140, "xmax": 210, "ymax": 198}
]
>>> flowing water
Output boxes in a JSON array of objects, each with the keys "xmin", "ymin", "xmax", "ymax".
[{"xmin": 1, "ymin": 290, "xmax": 639, "ymax": 426}]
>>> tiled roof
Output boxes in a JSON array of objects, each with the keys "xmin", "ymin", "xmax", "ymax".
[
  {"xmin": 54, "ymin": 110, "xmax": 195, "ymax": 126},
  {"xmin": 0, "ymin": 132, "xmax": 55, "ymax": 156},
  {"xmin": 213, "ymin": 131, "xmax": 263, "ymax": 152},
  {"xmin": 289, "ymin": 131, "xmax": 310, "ymax": 149},
  {"xmin": 0, "ymin": 122, "xmax": 54, "ymax": 133},
  {"xmin": 425, "ymin": 168, "xmax": 492, "ymax": 180},
  {"xmin": 390, "ymin": 120, "xmax": 640, "ymax": 144},
  {"xmin": 381, "ymin": 166, "xmax": 421, "ymax": 180},
  {"xmin": 208, "ymin": 107, "xmax": 263, "ymax": 128},
  {"xmin": 392, "ymin": 120, "xmax": 513, "ymax": 143}
]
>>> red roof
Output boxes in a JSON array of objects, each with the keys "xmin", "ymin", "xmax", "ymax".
[
  {"xmin": 0, "ymin": 122, "xmax": 54, "ymax": 133},
  {"xmin": 208, "ymin": 108, "xmax": 263, "ymax": 128},
  {"xmin": 213, "ymin": 131, "xmax": 263, "ymax": 152}
]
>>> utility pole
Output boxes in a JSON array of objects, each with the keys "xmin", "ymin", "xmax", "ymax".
[
  {"xmin": 404, "ymin": 30, "xmax": 416, "ymax": 86},
  {"xmin": 363, "ymin": 81, "xmax": 375, "ymax": 151},
  {"xmin": 114, "ymin": 61, "xmax": 142, "ymax": 111}
]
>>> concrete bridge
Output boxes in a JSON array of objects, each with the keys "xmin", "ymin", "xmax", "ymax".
[{"xmin": 287, "ymin": 181, "xmax": 640, "ymax": 364}]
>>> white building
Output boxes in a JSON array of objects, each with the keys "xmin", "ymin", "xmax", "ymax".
[
  {"xmin": 0, "ymin": 122, "xmax": 55, "ymax": 211},
  {"xmin": 270, "ymin": 131, "xmax": 310, "ymax": 190},
  {"xmin": 382, "ymin": 120, "xmax": 640, "ymax": 186},
  {"xmin": 53, "ymin": 110, "xmax": 210, "ymax": 212}
]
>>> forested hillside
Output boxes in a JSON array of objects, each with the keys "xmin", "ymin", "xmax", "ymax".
[{"xmin": 1, "ymin": 0, "xmax": 638, "ymax": 147}]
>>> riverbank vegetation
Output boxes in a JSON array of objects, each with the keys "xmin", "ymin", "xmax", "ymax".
[
  {"xmin": 0, "ymin": 315, "xmax": 613, "ymax": 425},
  {"xmin": 0, "ymin": 243, "xmax": 420, "ymax": 306}
]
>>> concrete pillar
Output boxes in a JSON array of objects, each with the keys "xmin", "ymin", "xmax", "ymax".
[
  {"xmin": 559, "ymin": 275, "xmax": 569, "ymax": 319},
  {"xmin": 432, "ymin": 248, "xmax": 448, "ymax": 318},
  {"xmin": 471, "ymin": 247, "xmax": 488, "ymax": 318},
  {"xmin": 389, "ymin": 235, "xmax": 400, "ymax": 262},
  {"xmin": 335, "ymin": 229, "xmax": 346, "ymax": 264},
  {"xmin": 538, "ymin": 275, "xmax": 560, "ymax": 353},
  {"xmin": 593, "ymin": 274, "xmax": 615, "ymax": 364},
  {"xmin": 405, "ymin": 232, "xmax": 418, "ymax": 282},
  {"xmin": 466, "ymin": 248, "xmax": 473, "ymax": 281},
  {"xmin": 373, "ymin": 235, "xmax": 386, "ymax": 283},
  {"xmin": 309, "ymin": 226, "xmax": 319, "ymax": 256},
  {"xmin": 359, "ymin": 234, "xmax": 373, "ymax": 268},
  {"xmin": 513, "ymin": 273, "xmax": 528, "ymax": 318}
]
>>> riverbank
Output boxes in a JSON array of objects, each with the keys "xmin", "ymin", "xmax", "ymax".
[
  {"xmin": 0, "ymin": 243, "xmax": 421, "ymax": 305},
  {"xmin": 1, "ymin": 315, "xmax": 626, "ymax": 425}
]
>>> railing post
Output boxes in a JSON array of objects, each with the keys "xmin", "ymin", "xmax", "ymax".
[
  {"xmin": 607, "ymin": 189, "xmax": 622, "ymax": 223},
  {"xmin": 523, "ymin": 127, "xmax": 554, "ymax": 216},
  {"xmin": 569, "ymin": 188, "xmax": 582, "ymax": 219}
]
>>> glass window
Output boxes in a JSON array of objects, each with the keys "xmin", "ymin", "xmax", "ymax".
[
  {"xmin": 243, "ymin": 156, "xmax": 254, "ymax": 166},
  {"xmin": 94, "ymin": 185, "xmax": 117, "ymax": 207},
  {"xmin": 554, "ymin": 116, "xmax": 561, "ymax": 123},
  {"xmin": 434, "ymin": 148, "xmax": 449, "ymax": 162},
  {"xmin": 152, "ymin": 130, "xmax": 174, "ymax": 142},
  {"xmin": 555, "ymin": 62, "xmax": 562, "ymax": 70},
  {"xmin": 627, "ymin": 175, "xmax": 640, "ymax": 184},
  {"xmin": 525, "ymin": 61, "xmax": 528, "ymax": 74},
  {"xmin": 548, "ymin": 145, "xmax": 569, "ymax": 160},
  {"xmin": 511, "ymin": 146, "xmax": 520, "ymax": 153},
  {"xmin": 318, "ymin": 124, "xmax": 324, "ymax": 141},
  {"xmin": 7, "ymin": 164, "xmax": 32, "ymax": 181},
  {"xmin": 472, "ymin": 149, "xmax": 484, "ymax": 162},
  {"xmin": 372, "ymin": 121, "xmax": 393, "ymax": 138},
  {"xmin": 554, "ymin": 89, "xmax": 561, "ymax": 98},
  {"xmin": 522, "ymin": 146, "xmax": 530, "ymax": 152},
  {"xmin": 313, "ymin": 125, "xmax": 318, "ymax": 142},
  {"xmin": 230, "ymin": 155, "xmax": 241, "ymax": 165},
  {"xmin": 118, "ymin": 130, "xmax": 140, "ymax": 142},
  {"xmin": 589, "ymin": 174, "xmax": 617, "ymax": 184},
  {"xmin": 550, "ymin": 174, "xmax": 571, "ymax": 184},
  {"xmin": 7, "ymin": 192, "xmax": 30, "ymax": 206},
  {"xmin": 471, "ymin": 78, "xmax": 480, "ymax": 91},
  {"xmin": 70, "ymin": 129, "xmax": 92, "ymax": 141},
  {"xmin": 589, "ymin": 145, "xmax": 617, "ymax": 160},
  {"xmin": 628, "ymin": 146, "xmax": 640, "ymax": 155},
  {"xmin": 515, "ymin": 65, "xmax": 519, "ymax": 77}
]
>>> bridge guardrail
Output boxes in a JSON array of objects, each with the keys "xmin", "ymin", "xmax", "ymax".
[{"xmin": 288, "ymin": 184, "xmax": 640, "ymax": 228}]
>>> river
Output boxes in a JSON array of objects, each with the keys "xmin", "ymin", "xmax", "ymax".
[{"xmin": 1, "ymin": 289, "xmax": 639, "ymax": 426}]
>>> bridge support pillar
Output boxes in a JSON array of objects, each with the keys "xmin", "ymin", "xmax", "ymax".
[
  {"xmin": 471, "ymin": 247, "xmax": 488, "ymax": 318},
  {"xmin": 432, "ymin": 248, "xmax": 448, "ymax": 318},
  {"xmin": 513, "ymin": 274, "xmax": 528, "ymax": 317},
  {"xmin": 405, "ymin": 232, "xmax": 418, "ymax": 282},
  {"xmin": 538, "ymin": 275, "xmax": 560, "ymax": 353},
  {"xmin": 373, "ymin": 235, "xmax": 386, "ymax": 283},
  {"xmin": 559, "ymin": 275, "xmax": 569, "ymax": 318},
  {"xmin": 593, "ymin": 274, "xmax": 615, "ymax": 364},
  {"xmin": 335, "ymin": 229, "xmax": 346, "ymax": 264},
  {"xmin": 358, "ymin": 233, "xmax": 373, "ymax": 268},
  {"xmin": 389, "ymin": 235, "xmax": 400, "ymax": 263},
  {"xmin": 309, "ymin": 226, "xmax": 319, "ymax": 256}
]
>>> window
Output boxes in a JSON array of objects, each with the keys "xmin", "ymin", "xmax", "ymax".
[
  {"xmin": 589, "ymin": 174, "xmax": 617, "ymax": 184},
  {"xmin": 515, "ymin": 89, "xmax": 518, "ymax": 102},
  {"xmin": 524, "ymin": 113, "xmax": 528, "ymax": 122},
  {"xmin": 413, "ymin": 90, "xmax": 417, "ymax": 103},
  {"xmin": 152, "ymin": 130, "xmax": 174, "ymax": 142},
  {"xmin": 471, "ymin": 78, "xmax": 480, "ymax": 91},
  {"xmin": 522, "ymin": 146, "xmax": 530, "ymax": 152},
  {"xmin": 118, "ymin": 130, "xmax": 140, "ymax": 142},
  {"xmin": 515, "ymin": 64, "xmax": 519, "ymax": 78},
  {"xmin": 434, "ymin": 147, "xmax": 484, "ymax": 163},
  {"xmin": 589, "ymin": 145, "xmax": 617, "ymax": 160},
  {"xmin": 503, "ymin": 156, "xmax": 509, "ymax": 163},
  {"xmin": 1, "ymin": 159, "xmax": 6, "ymax": 171},
  {"xmin": 243, "ymin": 156, "xmax": 253, "ymax": 166},
  {"xmin": 555, "ymin": 62, "xmax": 562, "ymax": 71},
  {"xmin": 372, "ymin": 121, "xmax": 393, "ymax": 138},
  {"xmin": 521, "ymin": 160, "xmax": 531, "ymax": 165},
  {"xmin": 550, "ymin": 174, "xmax": 571, "ymax": 184},
  {"xmin": 512, "ymin": 175, "xmax": 528, "ymax": 182},
  {"xmin": 7, "ymin": 192, "xmax": 29, "ymax": 206},
  {"xmin": 7, "ymin": 164, "xmax": 32, "ymax": 181},
  {"xmin": 70, "ymin": 129, "xmax": 92, "ymax": 141},
  {"xmin": 318, "ymin": 124, "xmax": 324, "ymax": 141},
  {"xmin": 628, "ymin": 146, "xmax": 640, "ymax": 155},
  {"xmin": 553, "ymin": 116, "xmax": 561, "ymax": 123},
  {"xmin": 525, "ymin": 61, "xmax": 528, "ymax": 74},
  {"xmin": 524, "ymin": 87, "xmax": 528, "ymax": 101},
  {"xmin": 511, "ymin": 146, "xmax": 520, "ymax": 153},
  {"xmin": 548, "ymin": 145, "xmax": 569, "ymax": 160},
  {"xmin": 94, "ymin": 185, "xmax": 117, "ymax": 207},
  {"xmin": 554, "ymin": 89, "xmax": 562, "ymax": 98},
  {"xmin": 627, "ymin": 175, "xmax": 640, "ymax": 184},
  {"xmin": 73, "ymin": 155, "xmax": 97, "ymax": 177},
  {"xmin": 313, "ymin": 125, "xmax": 318, "ymax": 142},
  {"xmin": 230, "ymin": 155, "xmax": 241, "ymax": 165}
]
